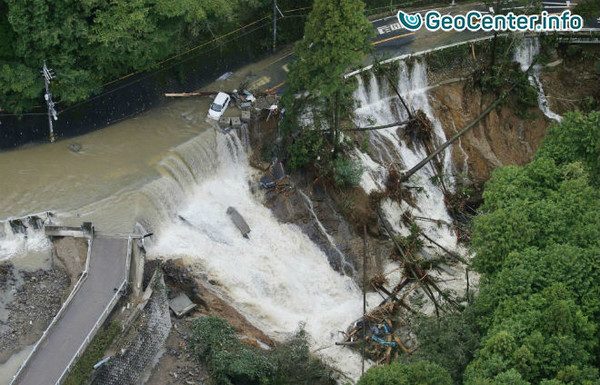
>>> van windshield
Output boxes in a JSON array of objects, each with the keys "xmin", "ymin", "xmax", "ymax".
[{"xmin": 211, "ymin": 103, "xmax": 223, "ymax": 112}]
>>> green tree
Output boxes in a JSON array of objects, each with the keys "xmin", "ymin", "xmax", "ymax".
[
  {"xmin": 471, "ymin": 158, "xmax": 599, "ymax": 277},
  {"xmin": 0, "ymin": 0, "xmax": 270, "ymax": 114},
  {"xmin": 411, "ymin": 111, "xmax": 600, "ymax": 385},
  {"xmin": 0, "ymin": 62, "xmax": 43, "ymax": 114},
  {"xmin": 400, "ymin": 310, "xmax": 481, "ymax": 384},
  {"xmin": 358, "ymin": 361, "xmax": 452, "ymax": 385},
  {"xmin": 189, "ymin": 317, "xmax": 334, "ymax": 385},
  {"xmin": 332, "ymin": 156, "xmax": 363, "ymax": 187},
  {"xmin": 465, "ymin": 284, "xmax": 598, "ymax": 384},
  {"xmin": 287, "ymin": 129, "xmax": 325, "ymax": 170},
  {"xmin": 534, "ymin": 111, "xmax": 600, "ymax": 186},
  {"xmin": 282, "ymin": 0, "xmax": 373, "ymax": 147},
  {"xmin": 189, "ymin": 316, "xmax": 275, "ymax": 385}
]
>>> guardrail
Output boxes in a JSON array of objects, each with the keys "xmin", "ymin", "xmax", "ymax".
[
  {"xmin": 54, "ymin": 235, "xmax": 132, "ymax": 385},
  {"xmin": 55, "ymin": 277, "xmax": 128, "ymax": 384},
  {"xmin": 9, "ymin": 226, "xmax": 94, "ymax": 385},
  {"xmin": 345, "ymin": 28, "xmax": 600, "ymax": 78}
]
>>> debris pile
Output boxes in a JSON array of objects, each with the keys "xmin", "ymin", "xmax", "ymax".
[{"xmin": 259, "ymin": 158, "xmax": 291, "ymax": 193}]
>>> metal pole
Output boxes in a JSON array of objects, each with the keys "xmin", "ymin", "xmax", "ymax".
[
  {"xmin": 42, "ymin": 61, "xmax": 58, "ymax": 142},
  {"xmin": 44, "ymin": 84, "xmax": 53, "ymax": 142},
  {"xmin": 362, "ymin": 224, "xmax": 367, "ymax": 376},
  {"xmin": 273, "ymin": 0, "xmax": 277, "ymax": 53}
]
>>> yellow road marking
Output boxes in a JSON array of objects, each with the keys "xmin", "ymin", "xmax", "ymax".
[
  {"xmin": 267, "ymin": 81, "xmax": 286, "ymax": 93},
  {"xmin": 265, "ymin": 32, "xmax": 416, "ymax": 92},
  {"xmin": 373, "ymin": 32, "xmax": 416, "ymax": 46}
]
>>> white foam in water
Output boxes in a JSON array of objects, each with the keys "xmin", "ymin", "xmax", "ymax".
[
  {"xmin": 353, "ymin": 60, "xmax": 463, "ymax": 256},
  {"xmin": 0, "ymin": 221, "xmax": 52, "ymax": 262},
  {"xmin": 514, "ymin": 37, "xmax": 562, "ymax": 122},
  {"xmin": 353, "ymin": 148, "xmax": 387, "ymax": 194},
  {"xmin": 148, "ymin": 131, "xmax": 367, "ymax": 381}
]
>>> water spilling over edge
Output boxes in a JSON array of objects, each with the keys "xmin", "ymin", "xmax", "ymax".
[{"xmin": 144, "ymin": 128, "xmax": 367, "ymax": 381}]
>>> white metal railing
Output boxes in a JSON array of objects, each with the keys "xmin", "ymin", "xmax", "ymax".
[
  {"xmin": 55, "ymin": 277, "xmax": 128, "ymax": 385},
  {"xmin": 9, "ymin": 226, "xmax": 94, "ymax": 385},
  {"xmin": 54, "ymin": 235, "xmax": 132, "ymax": 385},
  {"xmin": 345, "ymin": 28, "xmax": 600, "ymax": 78},
  {"xmin": 345, "ymin": 34, "xmax": 499, "ymax": 78}
]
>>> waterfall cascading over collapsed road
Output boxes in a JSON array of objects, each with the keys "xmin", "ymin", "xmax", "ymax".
[
  {"xmin": 146, "ymin": 129, "xmax": 366, "ymax": 381},
  {"xmin": 0, "ymin": 106, "xmax": 369, "ymax": 380},
  {"xmin": 353, "ymin": 60, "xmax": 464, "ymax": 256},
  {"xmin": 351, "ymin": 59, "xmax": 473, "ymax": 316},
  {"xmin": 514, "ymin": 37, "xmax": 563, "ymax": 123}
]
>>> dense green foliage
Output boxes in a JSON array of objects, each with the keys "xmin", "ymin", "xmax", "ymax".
[
  {"xmin": 189, "ymin": 316, "xmax": 333, "ymax": 385},
  {"xmin": 358, "ymin": 110, "xmax": 600, "ymax": 385},
  {"xmin": 189, "ymin": 317, "xmax": 275, "ymax": 385},
  {"xmin": 0, "ymin": 0, "xmax": 459, "ymax": 115},
  {"xmin": 280, "ymin": 0, "xmax": 373, "ymax": 184},
  {"xmin": 468, "ymin": 111, "xmax": 599, "ymax": 384},
  {"xmin": 283, "ymin": 0, "xmax": 373, "ymax": 107},
  {"xmin": 269, "ymin": 329, "xmax": 334, "ymax": 384},
  {"xmin": 358, "ymin": 361, "xmax": 453, "ymax": 385},
  {"xmin": 0, "ymin": 0, "xmax": 273, "ymax": 113},
  {"xmin": 63, "ymin": 322, "xmax": 121, "ymax": 385},
  {"xmin": 401, "ymin": 310, "xmax": 481, "ymax": 384},
  {"xmin": 535, "ymin": 111, "xmax": 600, "ymax": 185},
  {"xmin": 282, "ymin": 0, "xmax": 373, "ymax": 150},
  {"xmin": 332, "ymin": 156, "xmax": 364, "ymax": 187},
  {"xmin": 464, "ymin": 111, "xmax": 600, "ymax": 384},
  {"xmin": 287, "ymin": 129, "xmax": 325, "ymax": 171},
  {"xmin": 472, "ymin": 112, "xmax": 600, "ymax": 277}
]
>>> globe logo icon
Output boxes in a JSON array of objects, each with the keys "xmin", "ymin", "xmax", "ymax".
[{"xmin": 397, "ymin": 11, "xmax": 423, "ymax": 31}]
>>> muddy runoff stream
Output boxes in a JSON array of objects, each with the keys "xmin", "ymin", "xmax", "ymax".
[
  {"xmin": 0, "ymin": 98, "xmax": 214, "ymax": 385},
  {"xmin": 0, "ymin": 55, "xmax": 370, "ymax": 381}
]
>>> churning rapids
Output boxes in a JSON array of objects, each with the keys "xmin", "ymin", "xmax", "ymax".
[
  {"xmin": 144, "ymin": 129, "xmax": 367, "ymax": 380},
  {"xmin": 0, "ymin": 47, "xmax": 561, "ymax": 381}
]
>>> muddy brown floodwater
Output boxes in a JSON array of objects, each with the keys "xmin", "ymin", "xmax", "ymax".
[
  {"xmin": 0, "ymin": 50, "xmax": 292, "ymax": 383},
  {"xmin": 0, "ymin": 46, "xmax": 291, "ymax": 235}
]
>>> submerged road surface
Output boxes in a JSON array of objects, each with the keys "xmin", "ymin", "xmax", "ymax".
[{"xmin": 14, "ymin": 236, "xmax": 128, "ymax": 385}]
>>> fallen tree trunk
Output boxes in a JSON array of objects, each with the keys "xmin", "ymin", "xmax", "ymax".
[
  {"xmin": 377, "ymin": 206, "xmax": 459, "ymax": 312},
  {"xmin": 343, "ymin": 119, "xmax": 413, "ymax": 132},
  {"xmin": 381, "ymin": 68, "xmax": 414, "ymax": 120},
  {"xmin": 399, "ymin": 84, "xmax": 517, "ymax": 182},
  {"xmin": 164, "ymin": 92, "xmax": 219, "ymax": 97},
  {"xmin": 419, "ymin": 231, "xmax": 467, "ymax": 264},
  {"xmin": 316, "ymin": 120, "xmax": 413, "ymax": 133}
]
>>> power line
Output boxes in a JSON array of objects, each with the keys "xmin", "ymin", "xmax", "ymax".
[{"xmin": 56, "ymin": 20, "xmax": 273, "ymax": 115}]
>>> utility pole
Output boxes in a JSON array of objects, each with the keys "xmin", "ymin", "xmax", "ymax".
[
  {"xmin": 41, "ymin": 61, "xmax": 58, "ymax": 142},
  {"xmin": 273, "ymin": 0, "xmax": 277, "ymax": 53},
  {"xmin": 272, "ymin": 0, "xmax": 283, "ymax": 53},
  {"xmin": 362, "ymin": 224, "xmax": 367, "ymax": 376}
]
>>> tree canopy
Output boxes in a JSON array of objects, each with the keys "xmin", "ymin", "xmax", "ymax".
[
  {"xmin": 0, "ymin": 0, "xmax": 271, "ymax": 114},
  {"xmin": 358, "ymin": 361, "xmax": 453, "ymax": 385},
  {"xmin": 359, "ymin": 111, "xmax": 600, "ymax": 385},
  {"xmin": 462, "ymin": 111, "xmax": 600, "ymax": 384},
  {"xmin": 282, "ymin": 0, "xmax": 373, "ymax": 144}
]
